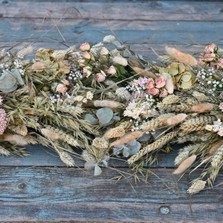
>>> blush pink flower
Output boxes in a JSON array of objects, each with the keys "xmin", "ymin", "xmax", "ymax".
[
  {"xmin": 83, "ymin": 66, "xmax": 92, "ymax": 77},
  {"xmin": 146, "ymin": 78, "xmax": 154, "ymax": 90},
  {"xmin": 148, "ymin": 88, "xmax": 159, "ymax": 96},
  {"xmin": 155, "ymin": 76, "xmax": 166, "ymax": 88},
  {"xmin": 82, "ymin": 52, "xmax": 91, "ymax": 60},
  {"xmin": 159, "ymin": 88, "xmax": 168, "ymax": 98},
  {"xmin": 205, "ymin": 44, "xmax": 217, "ymax": 53},
  {"xmin": 56, "ymin": 84, "xmax": 68, "ymax": 94},
  {"xmin": 107, "ymin": 65, "xmax": 116, "ymax": 75},
  {"xmin": 96, "ymin": 72, "xmax": 106, "ymax": 82},
  {"xmin": 80, "ymin": 42, "xmax": 91, "ymax": 51}
]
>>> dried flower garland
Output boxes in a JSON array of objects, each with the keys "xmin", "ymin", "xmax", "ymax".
[{"xmin": 1, "ymin": 35, "xmax": 223, "ymax": 194}]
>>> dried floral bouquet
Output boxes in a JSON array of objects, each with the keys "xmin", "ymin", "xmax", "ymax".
[{"xmin": 1, "ymin": 35, "xmax": 223, "ymax": 194}]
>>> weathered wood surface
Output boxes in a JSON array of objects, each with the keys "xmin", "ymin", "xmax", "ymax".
[
  {"xmin": 0, "ymin": 167, "xmax": 222, "ymax": 222},
  {"xmin": 0, "ymin": 0, "xmax": 223, "ymax": 222}
]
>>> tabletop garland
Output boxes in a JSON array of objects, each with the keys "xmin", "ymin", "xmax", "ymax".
[{"xmin": 0, "ymin": 35, "xmax": 223, "ymax": 194}]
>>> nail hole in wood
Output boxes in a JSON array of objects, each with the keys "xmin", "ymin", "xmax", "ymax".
[{"xmin": 159, "ymin": 205, "xmax": 171, "ymax": 215}]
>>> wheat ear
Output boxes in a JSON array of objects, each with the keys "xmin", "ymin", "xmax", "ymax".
[{"xmin": 128, "ymin": 131, "xmax": 178, "ymax": 164}]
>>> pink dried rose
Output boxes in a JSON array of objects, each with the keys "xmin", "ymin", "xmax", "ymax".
[
  {"xmin": 56, "ymin": 84, "xmax": 68, "ymax": 94},
  {"xmin": 82, "ymin": 52, "xmax": 91, "ymax": 60},
  {"xmin": 146, "ymin": 78, "xmax": 155, "ymax": 90},
  {"xmin": 107, "ymin": 65, "xmax": 116, "ymax": 75},
  {"xmin": 148, "ymin": 88, "xmax": 159, "ymax": 96},
  {"xmin": 155, "ymin": 75, "xmax": 166, "ymax": 88},
  {"xmin": 205, "ymin": 44, "xmax": 217, "ymax": 53},
  {"xmin": 159, "ymin": 88, "xmax": 168, "ymax": 98},
  {"xmin": 80, "ymin": 42, "xmax": 91, "ymax": 51},
  {"xmin": 96, "ymin": 72, "xmax": 106, "ymax": 82},
  {"xmin": 0, "ymin": 108, "xmax": 7, "ymax": 135},
  {"xmin": 100, "ymin": 47, "xmax": 109, "ymax": 56}
]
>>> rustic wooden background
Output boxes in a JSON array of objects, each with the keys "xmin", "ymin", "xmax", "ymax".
[{"xmin": 0, "ymin": 0, "xmax": 223, "ymax": 222}]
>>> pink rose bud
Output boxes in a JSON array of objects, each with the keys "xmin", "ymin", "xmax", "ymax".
[
  {"xmin": 96, "ymin": 72, "xmax": 106, "ymax": 82},
  {"xmin": 107, "ymin": 65, "xmax": 116, "ymax": 75},
  {"xmin": 155, "ymin": 75, "xmax": 166, "ymax": 88},
  {"xmin": 205, "ymin": 44, "xmax": 217, "ymax": 53},
  {"xmin": 82, "ymin": 52, "xmax": 91, "ymax": 60},
  {"xmin": 56, "ymin": 84, "xmax": 68, "ymax": 94},
  {"xmin": 80, "ymin": 42, "xmax": 91, "ymax": 51},
  {"xmin": 148, "ymin": 88, "xmax": 159, "ymax": 96},
  {"xmin": 146, "ymin": 78, "xmax": 155, "ymax": 90},
  {"xmin": 100, "ymin": 47, "xmax": 109, "ymax": 56},
  {"xmin": 159, "ymin": 88, "xmax": 168, "ymax": 98},
  {"xmin": 83, "ymin": 66, "xmax": 92, "ymax": 77}
]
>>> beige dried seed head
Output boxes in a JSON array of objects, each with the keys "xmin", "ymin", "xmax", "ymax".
[
  {"xmin": 187, "ymin": 180, "xmax": 206, "ymax": 194},
  {"xmin": 166, "ymin": 113, "xmax": 187, "ymax": 126},
  {"xmin": 165, "ymin": 46, "xmax": 197, "ymax": 66},
  {"xmin": 3, "ymin": 134, "xmax": 29, "ymax": 146},
  {"xmin": 41, "ymin": 128, "xmax": 60, "ymax": 140},
  {"xmin": 82, "ymin": 150, "xmax": 96, "ymax": 162},
  {"xmin": 58, "ymin": 151, "xmax": 75, "ymax": 167},
  {"xmin": 191, "ymin": 103, "xmax": 215, "ymax": 113},
  {"xmin": 173, "ymin": 155, "xmax": 197, "ymax": 174},
  {"xmin": 104, "ymin": 126, "xmax": 125, "ymax": 139},
  {"xmin": 92, "ymin": 137, "xmax": 109, "ymax": 149},
  {"xmin": 110, "ymin": 131, "xmax": 144, "ymax": 148}
]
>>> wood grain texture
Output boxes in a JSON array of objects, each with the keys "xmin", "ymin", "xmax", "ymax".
[
  {"xmin": 0, "ymin": 167, "xmax": 222, "ymax": 222},
  {"xmin": 0, "ymin": 144, "xmax": 180, "ymax": 167},
  {"xmin": 1, "ymin": 19, "xmax": 223, "ymax": 45},
  {"xmin": 1, "ymin": 0, "xmax": 223, "ymax": 21}
]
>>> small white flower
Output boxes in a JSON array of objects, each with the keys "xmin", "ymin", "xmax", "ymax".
[
  {"xmin": 113, "ymin": 56, "xmax": 128, "ymax": 66},
  {"xmin": 103, "ymin": 35, "xmax": 116, "ymax": 43}
]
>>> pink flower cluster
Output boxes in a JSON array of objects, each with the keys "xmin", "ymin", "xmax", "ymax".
[
  {"xmin": 199, "ymin": 44, "xmax": 223, "ymax": 69},
  {"xmin": 56, "ymin": 80, "xmax": 69, "ymax": 94},
  {"xmin": 132, "ymin": 76, "xmax": 168, "ymax": 98},
  {"xmin": 0, "ymin": 108, "xmax": 7, "ymax": 135},
  {"xmin": 78, "ymin": 42, "xmax": 116, "ymax": 82},
  {"xmin": 147, "ymin": 76, "xmax": 168, "ymax": 97}
]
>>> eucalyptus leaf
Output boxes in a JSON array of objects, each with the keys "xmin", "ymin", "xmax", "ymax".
[
  {"xmin": 96, "ymin": 108, "xmax": 113, "ymax": 126},
  {"xmin": 94, "ymin": 164, "xmax": 102, "ymax": 176},
  {"xmin": 0, "ymin": 70, "xmax": 18, "ymax": 93},
  {"xmin": 84, "ymin": 114, "xmax": 98, "ymax": 125}
]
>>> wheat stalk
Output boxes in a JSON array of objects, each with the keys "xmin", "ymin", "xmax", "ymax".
[
  {"xmin": 179, "ymin": 115, "xmax": 216, "ymax": 134},
  {"xmin": 128, "ymin": 130, "xmax": 178, "ymax": 164}
]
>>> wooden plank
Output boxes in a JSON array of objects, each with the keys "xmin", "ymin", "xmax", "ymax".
[
  {"xmin": 0, "ymin": 167, "xmax": 222, "ymax": 222},
  {"xmin": 1, "ymin": 1, "xmax": 223, "ymax": 21},
  {"xmin": 0, "ymin": 19, "xmax": 223, "ymax": 48},
  {"xmin": 0, "ymin": 144, "xmax": 180, "ymax": 168}
]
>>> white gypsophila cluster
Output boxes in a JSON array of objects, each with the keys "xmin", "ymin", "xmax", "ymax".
[
  {"xmin": 115, "ymin": 87, "xmax": 131, "ymax": 101},
  {"xmin": 205, "ymin": 119, "xmax": 223, "ymax": 136},
  {"xmin": 68, "ymin": 70, "xmax": 83, "ymax": 81},
  {"xmin": 197, "ymin": 68, "xmax": 222, "ymax": 94},
  {"xmin": 124, "ymin": 96, "xmax": 155, "ymax": 120}
]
